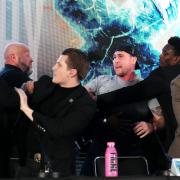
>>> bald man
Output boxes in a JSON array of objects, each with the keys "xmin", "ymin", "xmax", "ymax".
[
  {"xmin": 0, "ymin": 42, "xmax": 33, "ymax": 176},
  {"xmin": 0, "ymin": 42, "xmax": 33, "ymax": 87}
]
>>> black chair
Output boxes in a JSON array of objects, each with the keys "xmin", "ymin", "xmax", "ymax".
[{"xmin": 94, "ymin": 156, "xmax": 150, "ymax": 176}]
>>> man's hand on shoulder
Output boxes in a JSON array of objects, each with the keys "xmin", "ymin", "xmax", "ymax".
[{"xmin": 21, "ymin": 80, "xmax": 34, "ymax": 95}]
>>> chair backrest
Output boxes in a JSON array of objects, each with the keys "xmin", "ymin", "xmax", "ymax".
[{"xmin": 94, "ymin": 156, "xmax": 150, "ymax": 176}]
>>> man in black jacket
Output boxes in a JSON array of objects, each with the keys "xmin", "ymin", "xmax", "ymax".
[
  {"xmin": 97, "ymin": 36, "xmax": 180, "ymax": 152},
  {"xmin": 0, "ymin": 42, "xmax": 33, "ymax": 174},
  {"xmin": 15, "ymin": 48, "xmax": 96, "ymax": 177},
  {"xmin": 0, "ymin": 78, "xmax": 20, "ymax": 178}
]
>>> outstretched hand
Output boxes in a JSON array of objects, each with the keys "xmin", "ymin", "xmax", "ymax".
[
  {"xmin": 15, "ymin": 87, "xmax": 28, "ymax": 111},
  {"xmin": 15, "ymin": 88, "xmax": 34, "ymax": 121}
]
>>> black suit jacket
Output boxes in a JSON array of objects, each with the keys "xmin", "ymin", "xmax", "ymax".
[
  {"xmin": 0, "ymin": 78, "xmax": 20, "ymax": 177},
  {"xmin": 30, "ymin": 76, "xmax": 96, "ymax": 176},
  {"xmin": 97, "ymin": 64, "xmax": 180, "ymax": 151},
  {"xmin": 0, "ymin": 77, "xmax": 19, "ymax": 109},
  {"xmin": 0, "ymin": 64, "xmax": 30, "ymax": 87},
  {"xmin": 0, "ymin": 64, "xmax": 31, "ymax": 166},
  {"xmin": 0, "ymin": 77, "xmax": 19, "ymax": 133}
]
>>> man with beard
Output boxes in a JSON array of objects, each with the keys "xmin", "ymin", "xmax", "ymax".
[
  {"xmin": 96, "ymin": 36, "xmax": 180, "ymax": 155},
  {"xmin": 0, "ymin": 42, "xmax": 33, "ymax": 176},
  {"xmin": 81, "ymin": 45, "xmax": 165, "ymax": 175}
]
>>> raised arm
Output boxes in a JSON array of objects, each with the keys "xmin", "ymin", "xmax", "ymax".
[
  {"xmin": 15, "ymin": 87, "xmax": 96, "ymax": 138},
  {"xmin": 97, "ymin": 69, "xmax": 165, "ymax": 108}
]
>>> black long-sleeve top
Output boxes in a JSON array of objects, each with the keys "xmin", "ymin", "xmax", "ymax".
[{"xmin": 97, "ymin": 64, "xmax": 180, "ymax": 150}]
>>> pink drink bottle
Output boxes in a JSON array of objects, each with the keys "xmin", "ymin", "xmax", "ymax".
[{"xmin": 105, "ymin": 142, "xmax": 118, "ymax": 177}]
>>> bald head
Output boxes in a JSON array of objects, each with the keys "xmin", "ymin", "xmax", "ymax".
[
  {"xmin": 3, "ymin": 42, "xmax": 33, "ymax": 74},
  {"xmin": 4, "ymin": 42, "xmax": 28, "ymax": 59}
]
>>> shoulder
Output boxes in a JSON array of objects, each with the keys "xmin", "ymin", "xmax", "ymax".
[
  {"xmin": 32, "ymin": 75, "xmax": 54, "ymax": 103},
  {"xmin": 97, "ymin": 75, "xmax": 114, "ymax": 81},
  {"xmin": 1, "ymin": 66, "xmax": 24, "ymax": 76},
  {"xmin": 80, "ymin": 85, "xmax": 96, "ymax": 101},
  {"xmin": 171, "ymin": 74, "xmax": 180, "ymax": 87},
  {"xmin": 85, "ymin": 75, "xmax": 113, "ymax": 89},
  {"xmin": 171, "ymin": 75, "xmax": 180, "ymax": 99},
  {"xmin": 34, "ymin": 75, "xmax": 53, "ymax": 88},
  {"xmin": 88, "ymin": 75, "xmax": 112, "ymax": 83},
  {"xmin": 152, "ymin": 65, "xmax": 179, "ymax": 76},
  {"xmin": 78, "ymin": 85, "xmax": 96, "ymax": 102},
  {"xmin": 0, "ymin": 69, "xmax": 29, "ymax": 87},
  {"xmin": 34, "ymin": 75, "xmax": 54, "ymax": 95},
  {"xmin": 94, "ymin": 75, "xmax": 116, "ymax": 85}
]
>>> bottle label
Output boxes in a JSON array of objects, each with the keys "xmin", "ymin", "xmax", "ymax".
[
  {"xmin": 105, "ymin": 142, "xmax": 118, "ymax": 177},
  {"xmin": 110, "ymin": 153, "xmax": 117, "ymax": 172}
]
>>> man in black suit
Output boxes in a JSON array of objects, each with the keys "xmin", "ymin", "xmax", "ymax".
[
  {"xmin": 96, "ymin": 36, "xmax": 180, "ymax": 153},
  {"xmin": 15, "ymin": 48, "xmax": 96, "ymax": 177},
  {"xmin": 0, "ymin": 78, "xmax": 20, "ymax": 178},
  {"xmin": 0, "ymin": 42, "xmax": 33, "ymax": 174}
]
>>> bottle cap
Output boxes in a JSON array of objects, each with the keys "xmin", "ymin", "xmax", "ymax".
[{"xmin": 107, "ymin": 142, "xmax": 115, "ymax": 147}]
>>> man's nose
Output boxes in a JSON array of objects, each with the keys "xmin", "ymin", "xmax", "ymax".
[{"xmin": 114, "ymin": 58, "xmax": 119, "ymax": 63}]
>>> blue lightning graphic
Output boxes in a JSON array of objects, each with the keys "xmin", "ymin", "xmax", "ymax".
[{"xmin": 54, "ymin": 0, "xmax": 180, "ymax": 82}]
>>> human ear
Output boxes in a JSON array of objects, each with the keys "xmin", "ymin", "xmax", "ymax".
[
  {"xmin": 132, "ymin": 56, "xmax": 137, "ymax": 66},
  {"xmin": 69, "ymin": 68, "xmax": 77, "ymax": 77},
  {"xmin": 173, "ymin": 56, "xmax": 180, "ymax": 65}
]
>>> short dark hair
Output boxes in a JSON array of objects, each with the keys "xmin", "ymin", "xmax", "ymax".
[
  {"xmin": 62, "ymin": 48, "xmax": 89, "ymax": 80},
  {"xmin": 168, "ymin": 36, "xmax": 180, "ymax": 56}
]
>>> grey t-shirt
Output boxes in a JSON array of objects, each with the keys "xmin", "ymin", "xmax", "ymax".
[
  {"xmin": 85, "ymin": 75, "xmax": 142, "ymax": 95},
  {"xmin": 85, "ymin": 74, "xmax": 160, "ymax": 111}
]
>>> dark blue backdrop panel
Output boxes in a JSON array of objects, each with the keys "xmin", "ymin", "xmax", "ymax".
[{"xmin": 55, "ymin": 0, "xmax": 180, "ymax": 82}]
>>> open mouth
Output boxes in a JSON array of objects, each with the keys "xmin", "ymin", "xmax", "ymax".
[{"xmin": 115, "ymin": 66, "xmax": 122, "ymax": 70}]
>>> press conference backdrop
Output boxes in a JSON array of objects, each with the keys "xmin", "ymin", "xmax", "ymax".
[{"xmin": 0, "ymin": 0, "xmax": 180, "ymax": 82}]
